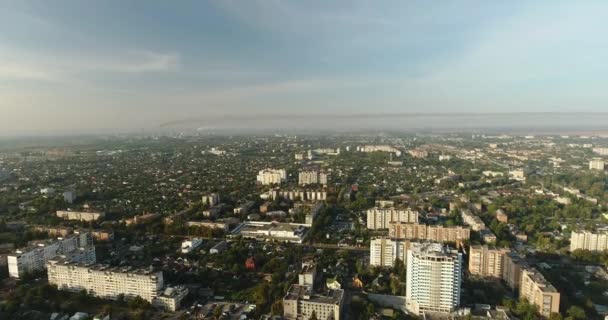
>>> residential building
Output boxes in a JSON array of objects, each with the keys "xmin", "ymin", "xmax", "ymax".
[
  {"xmin": 389, "ymin": 223, "xmax": 471, "ymax": 243},
  {"xmin": 283, "ymin": 284, "xmax": 344, "ymax": 320},
  {"xmin": 502, "ymin": 252, "xmax": 527, "ymax": 290},
  {"xmin": 256, "ymin": 169, "xmax": 287, "ymax": 185},
  {"xmin": 47, "ymin": 258, "xmax": 185, "ymax": 311},
  {"xmin": 56, "ymin": 210, "xmax": 105, "ymax": 222},
  {"xmin": 520, "ymin": 268, "xmax": 560, "ymax": 317},
  {"xmin": 366, "ymin": 207, "xmax": 419, "ymax": 230},
  {"xmin": 461, "ymin": 210, "xmax": 486, "ymax": 231},
  {"xmin": 8, "ymin": 233, "xmax": 95, "ymax": 278},
  {"xmin": 269, "ymin": 189, "xmax": 327, "ymax": 202},
  {"xmin": 496, "ymin": 209, "xmax": 509, "ymax": 223},
  {"xmin": 570, "ymin": 230, "xmax": 608, "ymax": 251},
  {"xmin": 589, "ymin": 158, "xmax": 605, "ymax": 171},
  {"xmin": 89, "ymin": 229, "xmax": 115, "ymax": 242},
  {"xmin": 469, "ymin": 246, "xmax": 510, "ymax": 278},
  {"xmin": 593, "ymin": 147, "xmax": 608, "ymax": 156},
  {"xmin": 508, "ymin": 169, "xmax": 526, "ymax": 181},
  {"xmin": 405, "ymin": 243, "xmax": 462, "ymax": 315},
  {"xmin": 408, "ymin": 149, "xmax": 429, "ymax": 158},
  {"xmin": 201, "ymin": 193, "xmax": 220, "ymax": 206},
  {"xmin": 369, "ymin": 237, "xmax": 411, "ymax": 267},
  {"xmin": 357, "ymin": 145, "xmax": 402, "ymax": 157},
  {"xmin": 186, "ymin": 220, "xmax": 231, "ymax": 231},
  {"xmin": 298, "ymin": 169, "xmax": 328, "ymax": 185}
]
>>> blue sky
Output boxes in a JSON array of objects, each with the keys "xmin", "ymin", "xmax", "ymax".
[{"xmin": 1, "ymin": 1, "xmax": 607, "ymax": 134}]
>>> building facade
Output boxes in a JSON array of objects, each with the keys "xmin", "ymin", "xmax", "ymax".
[
  {"xmin": 7, "ymin": 232, "xmax": 95, "ymax": 278},
  {"xmin": 570, "ymin": 230, "xmax": 608, "ymax": 251},
  {"xmin": 589, "ymin": 158, "xmax": 606, "ymax": 171},
  {"xmin": 369, "ymin": 237, "xmax": 411, "ymax": 267},
  {"xmin": 56, "ymin": 210, "xmax": 105, "ymax": 222},
  {"xmin": 366, "ymin": 207, "xmax": 419, "ymax": 230},
  {"xmin": 520, "ymin": 268, "xmax": 560, "ymax": 317},
  {"xmin": 468, "ymin": 245, "xmax": 510, "ymax": 278},
  {"xmin": 47, "ymin": 258, "xmax": 184, "ymax": 311},
  {"xmin": 405, "ymin": 243, "xmax": 462, "ymax": 315},
  {"xmin": 256, "ymin": 169, "xmax": 287, "ymax": 185},
  {"xmin": 298, "ymin": 170, "xmax": 329, "ymax": 186},
  {"xmin": 389, "ymin": 223, "xmax": 470, "ymax": 243}
]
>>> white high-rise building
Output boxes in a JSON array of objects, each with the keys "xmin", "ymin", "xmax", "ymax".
[
  {"xmin": 570, "ymin": 230, "xmax": 608, "ymax": 251},
  {"xmin": 256, "ymin": 169, "xmax": 287, "ymax": 185},
  {"xmin": 7, "ymin": 232, "xmax": 95, "ymax": 278},
  {"xmin": 589, "ymin": 158, "xmax": 605, "ymax": 171},
  {"xmin": 366, "ymin": 207, "xmax": 418, "ymax": 230},
  {"xmin": 369, "ymin": 238, "xmax": 411, "ymax": 267},
  {"xmin": 406, "ymin": 243, "xmax": 462, "ymax": 315}
]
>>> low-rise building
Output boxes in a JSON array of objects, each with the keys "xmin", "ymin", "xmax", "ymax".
[
  {"xmin": 230, "ymin": 221, "xmax": 309, "ymax": 243},
  {"xmin": 283, "ymin": 284, "xmax": 344, "ymax": 320},
  {"xmin": 56, "ymin": 210, "xmax": 105, "ymax": 222},
  {"xmin": 496, "ymin": 209, "xmax": 508, "ymax": 223}
]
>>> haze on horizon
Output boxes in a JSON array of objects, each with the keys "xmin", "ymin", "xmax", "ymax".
[{"xmin": 1, "ymin": 1, "xmax": 608, "ymax": 136}]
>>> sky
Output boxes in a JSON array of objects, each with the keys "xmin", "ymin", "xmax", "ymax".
[{"xmin": 1, "ymin": 0, "xmax": 608, "ymax": 135}]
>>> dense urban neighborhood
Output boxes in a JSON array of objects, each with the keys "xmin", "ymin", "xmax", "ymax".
[{"xmin": 1, "ymin": 132, "xmax": 608, "ymax": 320}]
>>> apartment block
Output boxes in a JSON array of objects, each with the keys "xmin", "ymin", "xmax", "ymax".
[
  {"xmin": 389, "ymin": 223, "xmax": 470, "ymax": 243},
  {"xmin": 256, "ymin": 169, "xmax": 287, "ymax": 185},
  {"xmin": 56, "ymin": 210, "xmax": 105, "ymax": 222},
  {"xmin": 366, "ymin": 207, "xmax": 419, "ymax": 230},
  {"xmin": 469, "ymin": 245, "xmax": 510, "ymax": 278},
  {"xmin": 47, "ymin": 258, "xmax": 184, "ymax": 311},
  {"xmin": 520, "ymin": 268, "xmax": 560, "ymax": 317},
  {"xmin": 7, "ymin": 232, "xmax": 95, "ymax": 278},
  {"xmin": 502, "ymin": 252, "xmax": 528, "ymax": 290},
  {"xmin": 298, "ymin": 170, "xmax": 329, "ymax": 186},
  {"xmin": 570, "ymin": 230, "xmax": 608, "ymax": 251}
]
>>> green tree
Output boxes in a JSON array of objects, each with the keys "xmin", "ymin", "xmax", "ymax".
[{"xmin": 566, "ymin": 306, "xmax": 586, "ymax": 320}]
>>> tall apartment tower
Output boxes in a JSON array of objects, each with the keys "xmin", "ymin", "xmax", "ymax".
[{"xmin": 406, "ymin": 243, "xmax": 462, "ymax": 315}]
